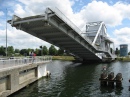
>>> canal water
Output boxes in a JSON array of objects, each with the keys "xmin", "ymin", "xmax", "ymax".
[{"xmin": 10, "ymin": 60, "xmax": 130, "ymax": 97}]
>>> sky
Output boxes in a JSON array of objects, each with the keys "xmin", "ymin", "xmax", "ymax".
[{"xmin": 0, "ymin": 0, "xmax": 130, "ymax": 51}]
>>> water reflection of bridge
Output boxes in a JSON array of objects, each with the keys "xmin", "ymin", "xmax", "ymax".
[{"xmin": 8, "ymin": 7, "xmax": 116, "ymax": 62}]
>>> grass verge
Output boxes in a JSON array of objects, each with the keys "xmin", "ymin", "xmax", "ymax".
[{"xmin": 52, "ymin": 56, "xmax": 75, "ymax": 61}]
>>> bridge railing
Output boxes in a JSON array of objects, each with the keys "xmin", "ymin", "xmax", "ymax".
[{"xmin": 0, "ymin": 56, "xmax": 52, "ymax": 66}]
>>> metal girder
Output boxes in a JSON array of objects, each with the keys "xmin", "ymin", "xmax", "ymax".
[
  {"xmin": 92, "ymin": 22, "xmax": 103, "ymax": 45},
  {"xmin": 56, "ymin": 41, "xmax": 75, "ymax": 44},
  {"xmin": 59, "ymin": 23, "xmax": 66, "ymax": 26},
  {"xmin": 48, "ymin": 37, "xmax": 71, "ymax": 41},
  {"xmin": 76, "ymin": 52, "xmax": 92, "ymax": 54},
  {"xmin": 61, "ymin": 45, "xmax": 82, "ymax": 48},
  {"xmin": 40, "ymin": 32, "xmax": 64, "ymax": 36},
  {"xmin": 12, "ymin": 16, "xmax": 46, "ymax": 25},
  {"xmin": 64, "ymin": 47, "xmax": 87, "ymax": 51},
  {"xmin": 29, "ymin": 26, "xmax": 53, "ymax": 31},
  {"xmin": 73, "ymin": 51, "xmax": 90, "ymax": 53}
]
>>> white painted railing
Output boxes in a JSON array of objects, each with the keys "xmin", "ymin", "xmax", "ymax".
[{"xmin": 0, "ymin": 56, "xmax": 52, "ymax": 66}]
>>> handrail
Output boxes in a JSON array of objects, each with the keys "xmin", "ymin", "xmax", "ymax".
[{"xmin": 0, "ymin": 56, "xmax": 52, "ymax": 66}]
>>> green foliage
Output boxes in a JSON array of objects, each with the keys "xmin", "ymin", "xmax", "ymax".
[
  {"xmin": 0, "ymin": 45, "xmax": 65, "ymax": 56},
  {"xmin": 35, "ymin": 48, "xmax": 40, "ymax": 56},
  {"xmin": 7, "ymin": 46, "xmax": 14, "ymax": 56},
  {"xmin": 27, "ymin": 48, "xmax": 34, "ymax": 55},
  {"xmin": 42, "ymin": 46, "xmax": 48, "ymax": 55},
  {"xmin": 0, "ymin": 46, "xmax": 6, "ymax": 56},
  {"xmin": 15, "ymin": 49, "xmax": 20, "ymax": 53},
  {"xmin": 58, "ymin": 48, "xmax": 64, "ymax": 55},
  {"xmin": 20, "ymin": 49, "xmax": 28, "ymax": 56},
  {"xmin": 117, "ymin": 57, "xmax": 130, "ymax": 61},
  {"xmin": 115, "ymin": 48, "xmax": 120, "ymax": 56},
  {"xmin": 52, "ymin": 56, "xmax": 74, "ymax": 61},
  {"xmin": 49, "ymin": 45, "xmax": 57, "ymax": 55}
]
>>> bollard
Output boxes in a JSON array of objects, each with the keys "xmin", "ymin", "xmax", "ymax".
[
  {"xmin": 100, "ymin": 72, "xmax": 107, "ymax": 86},
  {"xmin": 129, "ymin": 79, "xmax": 130, "ymax": 91},
  {"xmin": 115, "ymin": 73, "xmax": 122, "ymax": 87},
  {"xmin": 46, "ymin": 71, "xmax": 51, "ymax": 78},
  {"xmin": 108, "ymin": 72, "xmax": 114, "ymax": 87}
]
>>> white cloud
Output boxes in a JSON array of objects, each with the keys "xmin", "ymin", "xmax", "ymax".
[
  {"xmin": 114, "ymin": 2, "xmax": 130, "ymax": 19},
  {"xmin": 0, "ymin": 27, "xmax": 51, "ymax": 49},
  {"xmin": 16, "ymin": 0, "xmax": 74, "ymax": 18},
  {"xmin": 14, "ymin": 4, "xmax": 26, "ymax": 17},
  {"xmin": 113, "ymin": 27, "xmax": 130, "ymax": 50},
  {"xmin": 114, "ymin": 27, "xmax": 130, "ymax": 37},
  {"xmin": 0, "ymin": 11, "xmax": 4, "ymax": 16},
  {"xmin": 8, "ymin": 11, "xmax": 14, "ymax": 17},
  {"xmin": 13, "ymin": 0, "xmax": 130, "ymax": 28},
  {"xmin": 76, "ymin": 1, "xmax": 123, "ymax": 27}
]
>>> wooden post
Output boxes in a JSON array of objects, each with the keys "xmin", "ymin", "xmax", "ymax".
[
  {"xmin": 100, "ymin": 72, "xmax": 107, "ymax": 86},
  {"xmin": 115, "ymin": 73, "xmax": 122, "ymax": 87},
  {"xmin": 129, "ymin": 79, "xmax": 130, "ymax": 91},
  {"xmin": 108, "ymin": 72, "xmax": 114, "ymax": 87}
]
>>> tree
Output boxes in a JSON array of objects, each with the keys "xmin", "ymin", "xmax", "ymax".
[
  {"xmin": 42, "ymin": 46, "xmax": 48, "ymax": 55},
  {"xmin": 115, "ymin": 48, "xmax": 120, "ymax": 56},
  {"xmin": 20, "ymin": 49, "xmax": 28, "ymax": 56},
  {"xmin": 35, "ymin": 48, "xmax": 40, "ymax": 56},
  {"xmin": 8, "ymin": 46, "xmax": 14, "ymax": 56},
  {"xmin": 58, "ymin": 48, "xmax": 64, "ymax": 55},
  {"xmin": 49, "ymin": 45, "xmax": 57, "ymax": 55},
  {"xmin": 27, "ymin": 48, "xmax": 34, "ymax": 55},
  {"xmin": 0, "ymin": 46, "xmax": 6, "ymax": 56},
  {"xmin": 15, "ymin": 49, "xmax": 20, "ymax": 53}
]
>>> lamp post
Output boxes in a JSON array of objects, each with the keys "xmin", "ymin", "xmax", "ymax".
[
  {"xmin": 5, "ymin": 8, "xmax": 7, "ymax": 57},
  {"xmin": 0, "ymin": 8, "xmax": 8, "ymax": 57}
]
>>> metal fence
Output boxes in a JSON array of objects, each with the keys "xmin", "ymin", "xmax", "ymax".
[{"xmin": 0, "ymin": 56, "xmax": 52, "ymax": 66}]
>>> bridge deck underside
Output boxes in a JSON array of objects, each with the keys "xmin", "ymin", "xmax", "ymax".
[{"xmin": 9, "ymin": 14, "xmax": 102, "ymax": 61}]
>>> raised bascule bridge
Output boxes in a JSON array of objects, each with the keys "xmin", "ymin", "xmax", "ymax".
[{"xmin": 8, "ymin": 7, "xmax": 116, "ymax": 62}]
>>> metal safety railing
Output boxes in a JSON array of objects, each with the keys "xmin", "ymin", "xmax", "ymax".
[{"xmin": 0, "ymin": 56, "xmax": 52, "ymax": 66}]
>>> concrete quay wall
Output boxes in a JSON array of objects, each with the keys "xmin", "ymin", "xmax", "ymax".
[{"xmin": 0, "ymin": 62, "xmax": 49, "ymax": 97}]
